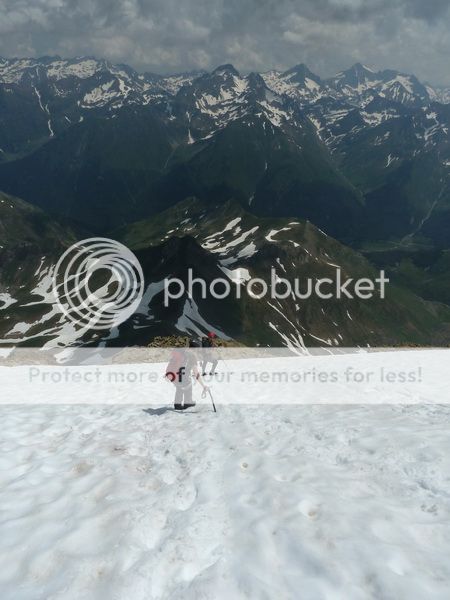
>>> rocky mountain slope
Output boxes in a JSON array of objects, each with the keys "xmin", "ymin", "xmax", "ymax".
[
  {"xmin": 2, "ymin": 193, "xmax": 449, "ymax": 349},
  {"xmin": 1, "ymin": 56, "xmax": 450, "ymax": 348}
]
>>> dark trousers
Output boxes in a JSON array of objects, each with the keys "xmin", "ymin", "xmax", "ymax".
[{"xmin": 174, "ymin": 382, "xmax": 193, "ymax": 406}]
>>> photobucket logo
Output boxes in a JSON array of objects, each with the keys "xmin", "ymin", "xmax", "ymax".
[
  {"xmin": 163, "ymin": 268, "xmax": 389, "ymax": 306},
  {"xmin": 53, "ymin": 238, "xmax": 144, "ymax": 329}
]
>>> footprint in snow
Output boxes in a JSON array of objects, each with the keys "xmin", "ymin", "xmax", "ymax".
[
  {"xmin": 174, "ymin": 482, "xmax": 197, "ymax": 511},
  {"xmin": 273, "ymin": 471, "xmax": 301, "ymax": 483},
  {"xmin": 298, "ymin": 499, "xmax": 320, "ymax": 519}
]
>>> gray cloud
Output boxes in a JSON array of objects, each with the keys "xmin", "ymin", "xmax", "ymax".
[{"xmin": 0, "ymin": 0, "xmax": 449, "ymax": 84}]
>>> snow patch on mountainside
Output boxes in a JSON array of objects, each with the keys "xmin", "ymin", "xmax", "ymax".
[
  {"xmin": 0, "ymin": 293, "xmax": 17, "ymax": 309},
  {"xmin": 175, "ymin": 298, "xmax": 228, "ymax": 338}
]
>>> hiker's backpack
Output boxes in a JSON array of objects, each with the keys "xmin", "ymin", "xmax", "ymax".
[{"xmin": 202, "ymin": 337, "xmax": 212, "ymax": 348}]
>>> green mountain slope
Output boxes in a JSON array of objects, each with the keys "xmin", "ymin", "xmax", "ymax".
[{"xmin": 114, "ymin": 198, "xmax": 450, "ymax": 347}]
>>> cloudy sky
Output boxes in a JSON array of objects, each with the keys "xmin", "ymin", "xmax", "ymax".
[{"xmin": 0, "ymin": 0, "xmax": 449, "ymax": 84}]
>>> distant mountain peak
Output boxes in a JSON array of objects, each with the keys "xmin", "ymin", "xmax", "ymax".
[
  {"xmin": 334, "ymin": 63, "xmax": 379, "ymax": 83},
  {"xmin": 246, "ymin": 72, "xmax": 266, "ymax": 88},
  {"xmin": 212, "ymin": 64, "xmax": 240, "ymax": 77},
  {"xmin": 352, "ymin": 62, "xmax": 376, "ymax": 73},
  {"xmin": 284, "ymin": 63, "xmax": 320, "ymax": 80}
]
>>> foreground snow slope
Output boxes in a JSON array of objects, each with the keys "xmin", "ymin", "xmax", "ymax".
[
  {"xmin": 1, "ymin": 402, "xmax": 450, "ymax": 600},
  {"xmin": 1, "ymin": 349, "xmax": 449, "ymax": 404}
]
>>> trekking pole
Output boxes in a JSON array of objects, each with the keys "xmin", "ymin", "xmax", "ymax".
[
  {"xmin": 202, "ymin": 388, "xmax": 217, "ymax": 413},
  {"xmin": 208, "ymin": 390, "xmax": 217, "ymax": 413}
]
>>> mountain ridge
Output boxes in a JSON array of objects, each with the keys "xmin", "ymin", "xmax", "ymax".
[
  {"xmin": 1, "ymin": 55, "xmax": 448, "ymax": 96},
  {"xmin": 3, "ymin": 54, "xmax": 450, "ymax": 247},
  {"xmin": 2, "ymin": 193, "xmax": 450, "ymax": 349}
]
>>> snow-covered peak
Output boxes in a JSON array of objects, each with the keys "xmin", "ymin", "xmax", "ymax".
[
  {"xmin": 282, "ymin": 64, "xmax": 320, "ymax": 84},
  {"xmin": 178, "ymin": 66, "xmax": 294, "ymax": 137},
  {"xmin": 327, "ymin": 63, "xmax": 382, "ymax": 97},
  {"xmin": 262, "ymin": 64, "xmax": 326, "ymax": 104},
  {"xmin": 158, "ymin": 72, "xmax": 202, "ymax": 95},
  {"xmin": 0, "ymin": 57, "xmax": 112, "ymax": 84},
  {"xmin": 376, "ymin": 71, "xmax": 430, "ymax": 106},
  {"xmin": 0, "ymin": 56, "xmax": 199, "ymax": 104},
  {"xmin": 345, "ymin": 62, "xmax": 377, "ymax": 76},
  {"xmin": 46, "ymin": 58, "xmax": 109, "ymax": 80},
  {"xmin": 326, "ymin": 65, "xmax": 434, "ymax": 107}
]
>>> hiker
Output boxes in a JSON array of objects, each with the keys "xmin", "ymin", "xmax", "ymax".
[
  {"xmin": 165, "ymin": 339, "xmax": 209, "ymax": 410},
  {"xmin": 201, "ymin": 331, "xmax": 219, "ymax": 376}
]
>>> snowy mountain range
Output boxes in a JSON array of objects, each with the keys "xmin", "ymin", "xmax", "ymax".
[
  {"xmin": 2, "ymin": 57, "xmax": 450, "ymax": 237},
  {"xmin": 1, "ymin": 56, "xmax": 450, "ymax": 158},
  {"xmin": 1, "ymin": 56, "xmax": 449, "ymax": 112},
  {"xmin": 1, "ymin": 56, "xmax": 450, "ymax": 348}
]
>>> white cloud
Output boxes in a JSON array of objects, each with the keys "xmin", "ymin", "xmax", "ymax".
[{"xmin": 0, "ymin": 0, "xmax": 448, "ymax": 84}]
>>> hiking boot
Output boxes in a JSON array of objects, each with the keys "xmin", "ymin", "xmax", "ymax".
[
  {"xmin": 183, "ymin": 403, "xmax": 196, "ymax": 409},
  {"xmin": 174, "ymin": 404, "xmax": 183, "ymax": 410}
]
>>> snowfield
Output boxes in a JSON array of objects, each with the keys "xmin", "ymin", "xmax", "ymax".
[{"xmin": 1, "ymin": 352, "xmax": 450, "ymax": 599}]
